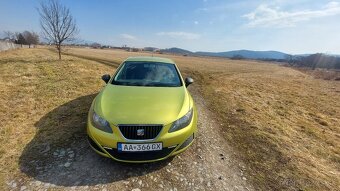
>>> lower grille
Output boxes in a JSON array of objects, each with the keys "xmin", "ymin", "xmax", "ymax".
[
  {"xmin": 177, "ymin": 134, "xmax": 194, "ymax": 150},
  {"xmin": 104, "ymin": 147, "xmax": 175, "ymax": 161},
  {"xmin": 88, "ymin": 136, "xmax": 104, "ymax": 153},
  {"xmin": 118, "ymin": 125, "xmax": 163, "ymax": 140}
]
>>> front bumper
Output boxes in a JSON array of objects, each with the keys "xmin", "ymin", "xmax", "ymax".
[{"xmin": 87, "ymin": 108, "xmax": 197, "ymax": 163}]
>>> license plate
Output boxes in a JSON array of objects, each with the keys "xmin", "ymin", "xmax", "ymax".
[{"xmin": 117, "ymin": 142, "xmax": 162, "ymax": 152}]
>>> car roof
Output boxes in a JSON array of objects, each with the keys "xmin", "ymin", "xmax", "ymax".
[{"xmin": 124, "ymin": 56, "xmax": 175, "ymax": 64}]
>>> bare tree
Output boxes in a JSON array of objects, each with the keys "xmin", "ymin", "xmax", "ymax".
[
  {"xmin": 16, "ymin": 33, "xmax": 26, "ymax": 46},
  {"xmin": 284, "ymin": 54, "xmax": 294, "ymax": 65},
  {"xmin": 30, "ymin": 31, "xmax": 40, "ymax": 46},
  {"xmin": 37, "ymin": 0, "xmax": 78, "ymax": 59},
  {"xmin": 91, "ymin": 42, "xmax": 101, "ymax": 49},
  {"xmin": 22, "ymin": 31, "xmax": 40, "ymax": 48},
  {"xmin": 3, "ymin": 31, "xmax": 15, "ymax": 41}
]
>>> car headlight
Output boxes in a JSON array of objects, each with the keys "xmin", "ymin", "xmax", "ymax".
[
  {"xmin": 169, "ymin": 108, "xmax": 193, "ymax": 133},
  {"xmin": 91, "ymin": 112, "xmax": 113, "ymax": 133}
]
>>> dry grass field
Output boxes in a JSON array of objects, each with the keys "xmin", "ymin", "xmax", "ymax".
[
  {"xmin": 0, "ymin": 48, "xmax": 115, "ymax": 190},
  {"xmin": 0, "ymin": 47, "xmax": 339, "ymax": 190},
  {"xmin": 67, "ymin": 48, "xmax": 340, "ymax": 190}
]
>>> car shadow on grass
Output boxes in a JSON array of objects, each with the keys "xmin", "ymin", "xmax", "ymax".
[{"xmin": 19, "ymin": 94, "xmax": 171, "ymax": 187}]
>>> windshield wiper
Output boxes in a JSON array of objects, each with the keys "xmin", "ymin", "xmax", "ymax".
[{"xmin": 113, "ymin": 81, "xmax": 179, "ymax": 87}]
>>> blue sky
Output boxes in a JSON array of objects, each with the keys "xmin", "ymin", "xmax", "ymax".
[{"xmin": 1, "ymin": 0, "xmax": 340, "ymax": 54}]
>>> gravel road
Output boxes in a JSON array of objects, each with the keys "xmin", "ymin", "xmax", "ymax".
[{"xmin": 10, "ymin": 84, "xmax": 253, "ymax": 191}]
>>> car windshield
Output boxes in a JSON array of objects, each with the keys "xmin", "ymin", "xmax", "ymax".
[{"xmin": 112, "ymin": 61, "xmax": 182, "ymax": 87}]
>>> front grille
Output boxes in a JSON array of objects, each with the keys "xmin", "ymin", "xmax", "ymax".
[{"xmin": 118, "ymin": 125, "xmax": 163, "ymax": 140}]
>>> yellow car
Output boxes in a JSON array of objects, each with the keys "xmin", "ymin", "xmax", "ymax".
[{"xmin": 87, "ymin": 56, "xmax": 197, "ymax": 163}]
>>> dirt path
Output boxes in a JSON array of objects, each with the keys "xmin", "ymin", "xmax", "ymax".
[{"xmin": 9, "ymin": 84, "xmax": 253, "ymax": 191}]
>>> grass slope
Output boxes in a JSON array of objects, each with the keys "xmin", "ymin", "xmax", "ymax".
[{"xmin": 0, "ymin": 48, "xmax": 116, "ymax": 189}]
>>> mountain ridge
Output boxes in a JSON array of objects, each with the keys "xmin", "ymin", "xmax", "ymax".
[
  {"xmin": 195, "ymin": 49, "xmax": 289, "ymax": 60},
  {"xmin": 159, "ymin": 47, "xmax": 289, "ymax": 60}
]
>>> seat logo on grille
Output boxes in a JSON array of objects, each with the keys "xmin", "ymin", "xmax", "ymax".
[{"xmin": 137, "ymin": 129, "xmax": 145, "ymax": 136}]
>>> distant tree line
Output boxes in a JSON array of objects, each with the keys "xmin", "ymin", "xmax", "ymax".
[
  {"xmin": 3, "ymin": 30, "xmax": 39, "ymax": 48},
  {"xmin": 231, "ymin": 54, "xmax": 245, "ymax": 60},
  {"xmin": 227, "ymin": 53, "xmax": 340, "ymax": 70},
  {"xmin": 286, "ymin": 53, "xmax": 340, "ymax": 70}
]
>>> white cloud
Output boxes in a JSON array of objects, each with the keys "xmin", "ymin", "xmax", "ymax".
[
  {"xmin": 243, "ymin": 1, "xmax": 340, "ymax": 27},
  {"xmin": 120, "ymin": 33, "xmax": 136, "ymax": 40},
  {"xmin": 196, "ymin": 7, "xmax": 209, "ymax": 12},
  {"xmin": 156, "ymin": 32, "xmax": 201, "ymax": 40},
  {"xmin": 194, "ymin": 21, "xmax": 199, "ymax": 25}
]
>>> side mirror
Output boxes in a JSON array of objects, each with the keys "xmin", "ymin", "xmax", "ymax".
[
  {"xmin": 101, "ymin": 74, "xmax": 111, "ymax": 84},
  {"xmin": 185, "ymin": 77, "xmax": 194, "ymax": 87}
]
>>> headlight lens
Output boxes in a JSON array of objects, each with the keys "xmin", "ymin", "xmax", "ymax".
[
  {"xmin": 169, "ymin": 108, "xmax": 193, "ymax": 133},
  {"xmin": 91, "ymin": 112, "xmax": 113, "ymax": 133}
]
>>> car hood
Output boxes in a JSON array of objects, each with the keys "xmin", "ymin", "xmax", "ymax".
[{"xmin": 94, "ymin": 84, "xmax": 190, "ymax": 125}]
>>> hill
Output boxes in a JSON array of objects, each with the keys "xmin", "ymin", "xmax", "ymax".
[
  {"xmin": 196, "ymin": 50, "xmax": 288, "ymax": 60},
  {"xmin": 160, "ymin": 47, "xmax": 193, "ymax": 55},
  {"xmin": 289, "ymin": 53, "xmax": 340, "ymax": 69}
]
